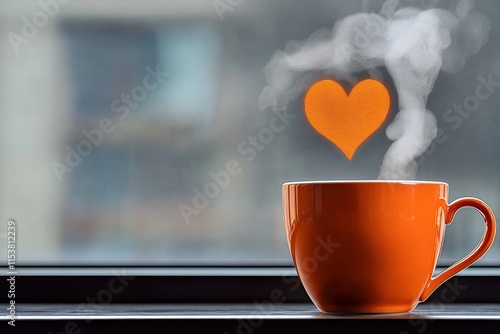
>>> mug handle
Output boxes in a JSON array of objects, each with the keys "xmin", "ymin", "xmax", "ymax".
[{"xmin": 419, "ymin": 197, "xmax": 496, "ymax": 302}]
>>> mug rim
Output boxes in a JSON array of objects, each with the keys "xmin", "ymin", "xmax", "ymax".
[{"xmin": 283, "ymin": 180, "xmax": 448, "ymax": 186}]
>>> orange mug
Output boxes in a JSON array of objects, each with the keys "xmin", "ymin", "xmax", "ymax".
[{"xmin": 282, "ymin": 181, "xmax": 496, "ymax": 313}]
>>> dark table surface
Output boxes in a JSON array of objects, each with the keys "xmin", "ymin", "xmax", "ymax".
[{"xmin": 2, "ymin": 303, "xmax": 500, "ymax": 333}]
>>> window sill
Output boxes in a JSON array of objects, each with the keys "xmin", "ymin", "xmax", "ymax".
[
  {"xmin": 3, "ymin": 267, "xmax": 500, "ymax": 332},
  {"xmin": 4, "ymin": 303, "xmax": 500, "ymax": 333}
]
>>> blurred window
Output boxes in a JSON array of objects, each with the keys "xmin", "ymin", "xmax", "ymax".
[{"xmin": 0, "ymin": 0, "xmax": 499, "ymax": 265}]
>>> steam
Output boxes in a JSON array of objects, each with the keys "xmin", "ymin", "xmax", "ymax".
[{"xmin": 259, "ymin": 0, "xmax": 490, "ymax": 179}]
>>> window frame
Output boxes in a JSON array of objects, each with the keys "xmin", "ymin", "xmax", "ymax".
[{"xmin": 2, "ymin": 266, "xmax": 500, "ymax": 304}]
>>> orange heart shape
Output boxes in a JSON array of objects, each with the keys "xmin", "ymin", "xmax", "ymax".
[{"xmin": 304, "ymin": 79, "xmax": 390, "ymax": 160}]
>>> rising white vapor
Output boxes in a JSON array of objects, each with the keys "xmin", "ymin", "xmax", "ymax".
[{"xmin": 259, "ymin": 0, "xmax": 490, "ymax": 179}]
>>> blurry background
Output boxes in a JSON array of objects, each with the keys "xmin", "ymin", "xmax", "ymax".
[{"xmin": 0, "ymin": 0, "xmax": 499, "ymax": 264}]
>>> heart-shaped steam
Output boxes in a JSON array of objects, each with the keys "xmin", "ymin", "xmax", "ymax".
[{"xmin": 304, "ymin": 79, "xmax": 390, "ymax": 160}]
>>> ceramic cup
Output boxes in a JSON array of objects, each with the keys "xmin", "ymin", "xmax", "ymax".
[{"xmin": 282, "ymin": 181, "xmax": 496, "ymax": 313}]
